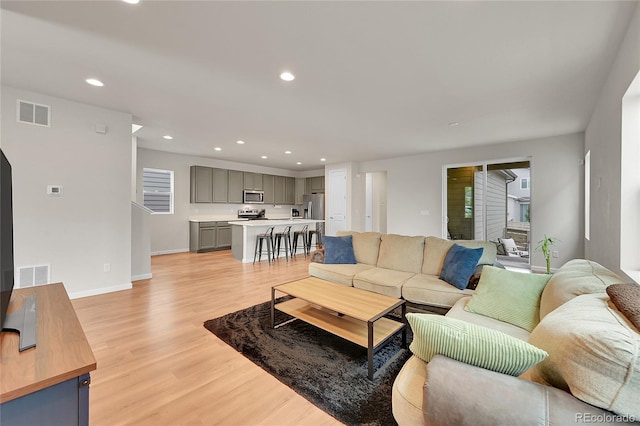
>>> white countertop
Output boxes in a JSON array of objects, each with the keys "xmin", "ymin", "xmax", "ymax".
[
  {"xmin": 189, "ymin": 216, "xmax": 246, "ymax": 222},
  {"xmin": 228, "ymin": 219, "xmax": 323, "ymax": 227}
]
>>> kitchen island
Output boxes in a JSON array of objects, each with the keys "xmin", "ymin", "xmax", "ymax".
[{"xmin": 229, "ymin": 219, "xmax": 324, "ymax": 263}]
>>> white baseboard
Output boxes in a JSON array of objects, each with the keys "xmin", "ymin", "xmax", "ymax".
[
  {"xmin": 68, "ymin": 282, "xmax": 133, "ymax": 299},
  {"xmin": 131, "ymin": 273, "xmax": 152, "ymax": 281},
  {"xmin": 151, "ymin": 248, "xmax": 189, "ymax": 256}
]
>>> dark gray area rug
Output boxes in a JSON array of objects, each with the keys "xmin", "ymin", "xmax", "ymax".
[{"xmin": 204, "ymin": 299, "xmax": 412, "ymax": 426}]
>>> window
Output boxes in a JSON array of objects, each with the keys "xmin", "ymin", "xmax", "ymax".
[
  {"xmin": 520, "ymin": 202, "xmax": 530, "ymax": 222},
  {"xmin": 464, "ymin": 186, "xmax": 473, "ymax": 218},
  {"xmin": 143, "ymin": 168, "xmax": 174, "ymax": 214},
  {"xmin": 520, "ymin": 178, "xmax": 529, "ymax": 190},
  {"xmin": 585, "ymin": 151, "xmax": 590, "ymax": 241}
]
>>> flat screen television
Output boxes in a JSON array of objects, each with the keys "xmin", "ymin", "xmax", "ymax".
[{"xmin": 0, "ymin": 148, "xmax": 14, "ymax": 330}]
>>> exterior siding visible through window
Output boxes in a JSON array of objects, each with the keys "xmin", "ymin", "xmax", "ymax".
[{"xmin": 143, "ymin": 168, "xmax": 174, "ymax": 214}]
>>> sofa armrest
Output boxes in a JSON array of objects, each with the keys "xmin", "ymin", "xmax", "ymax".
[{"xmin": 423, "ymin": 355, "xmax": 624, "ymax": 426}]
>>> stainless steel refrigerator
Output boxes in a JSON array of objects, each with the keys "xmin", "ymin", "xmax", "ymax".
[{"xmin": 303, "ymin": 193, "xmax": 324, "ymax": 246}]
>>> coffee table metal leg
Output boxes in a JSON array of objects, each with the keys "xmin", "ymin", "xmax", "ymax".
[
  {"xmin": 401, "ymin": 303, "xmax": 407, "ymax": 348},
  {"xmin": 271, "ymin": 287, "xmax": 275, "ymax": 328},
  {"xmin": 368, "ymin": 321, "xmax": 374, "ymax": 380}
]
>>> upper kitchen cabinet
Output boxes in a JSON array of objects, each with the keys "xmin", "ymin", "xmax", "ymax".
[
  {"xmin": 212, "ymin": 168, "xmax": 228, "ymax": 203},
  {"xmin": 295, "ymin": 178, "xmax": 305, "ymax": 204},
  {"xmin": 308, "ymin": 176, "xmax": 325, "ymax": 193},
  {"xmin": 263, "ymin": 175, "xmax": 275, "ymax": 204},
  {"xmin": 190, "ymin": 166, "xmax": 213, "ymax": 203},
  {"xmin": 274, "ymin": 176, "xmax": 286, "ymax": 204},
  {"xmin": 285, "ymin": 177, "xmax": 295, "ymax": 205},
  {"xmin": 228, "ymin": 170, "xmax": 244, "ymax": 203},
  {"xmin": 243, "ymin": 172, "xmax": 263, "ymax": 190}
]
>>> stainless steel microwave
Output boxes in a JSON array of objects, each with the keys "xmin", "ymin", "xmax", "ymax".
[{"xmin": 243, "ymin": 190, "xmax": 264, "ymax": 204}]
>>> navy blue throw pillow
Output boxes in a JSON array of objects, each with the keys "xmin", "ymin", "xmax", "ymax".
[
  {"xmin": 323, "ymin": 235, "xmax": 357, "ymax": 264},
  {"xmin": 440, "ymin": 244, "xmax": 484, "ymax": 290}
]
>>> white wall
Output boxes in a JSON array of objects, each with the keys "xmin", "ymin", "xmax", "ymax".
[
  {"xmin": 136, "ymin": 148, "xmax": 314, "ymax": 254},
  {"xmin": 1, "ymin": 86, "xmax": 132, "ymax": 298},
  {"xmin": 585, "ymin": 3, "xmax": 640, "ymax": 280},
  {"xmin": 353, "ymin": 133, "xmax": 584, "ymax": 271}
]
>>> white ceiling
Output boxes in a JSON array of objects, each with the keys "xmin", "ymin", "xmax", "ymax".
[{"xmin": 1, "ymin": 1, "xmax": 636, "ymax": 171}]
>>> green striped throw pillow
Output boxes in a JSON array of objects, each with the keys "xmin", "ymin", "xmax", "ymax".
[
  {"xmin": 464, "ymin": 266, "xmax": 551, "ymax": 331},
  {"xmin": 407, "ymin": 313, "xmax": 548, "ymax": 376}
]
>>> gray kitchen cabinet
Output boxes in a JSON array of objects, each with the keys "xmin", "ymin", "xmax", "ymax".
[
  {"xmin": 216, "ymin": 225, "xmax": 232, "ymax": 248},
  {"xmin": 263, "ymin": 174, "xmax": 275, "ymax": 204},
  {"xmin": 274, "ymin": 176, "xmax": 285, "ymax": 204},
  {"xmin": 190, "ymin": 221, "xmax": 231, "ymax": 252},
  {"xmin": 243, "ymin": 172, "xmax": 263, "ymax": 190},
  {"xmin": 309, "ymin": 176, "xmax": 325, "ymax": 193},
  {"xmin": 285, "ymin": 177, "xmax": 295, "ymax": 205},
  {"xmin": 295, "ymin": 178, "xmax": 305, "ymax": 204},
  {"xmin": 212, "ymin": 168, "xmax": 229, "ymax": 203},
  {"xmin": 228, "ymin": 170, "xmax": 244, "ymax": 203},
  {"xmin": 190, "ymin": 166, "xmax": 213, "ymax": 203}
]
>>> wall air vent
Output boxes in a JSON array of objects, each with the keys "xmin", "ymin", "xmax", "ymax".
[
  {"xmin": 17, "ymin": 100, "xmax": 50, "ymax": 127},
  {"xmin": 18, "ymin": 265, "xmax": 50, "ymax": 288}
]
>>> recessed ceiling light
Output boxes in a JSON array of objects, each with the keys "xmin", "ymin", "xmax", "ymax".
[
  {"xmin": 261, "ymin": 155, "xmax": 268, "ymax": 159},
  {"xmin": 236, "ymin": 140, "xmax": 245, "ymax": 145},
  {"xmin": 448, "ymin": 121, "xmax": 460, "ymax": 127},
  {"xmin": 214, "ymin": 147, "xmax": 222, "ymax": 151},
  {"xmin": 285, "ymin": 150, "xmax": 292, "ymax": 154},
  {"xmin": 280, "ymin": 71, "xmax": 295, "ymax": 82},
  {"xmin": 122, "ymin": 0, "xmax": 140, "ymax": 4},
  {"xmin": 320, "ymin": 158, "xmax": 326, "ymax": 162},
  {"xmin": 85, "ymin": 78, "xmax": 104, "ymax": 87},
  {"xmin": 296, "ymin": 162, "xmax": 302, "ymax": 165},
  {"xmin": 163, "ymin": 135, "xmax": 173, "ymax": 140}
]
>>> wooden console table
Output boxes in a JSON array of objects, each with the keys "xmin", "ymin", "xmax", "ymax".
[{"xmin": 0, "ymin": 283, "xmax": 97, "ymax": 426}]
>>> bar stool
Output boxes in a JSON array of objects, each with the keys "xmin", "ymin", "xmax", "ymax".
[
  {"xmin": 273, "ymin": 225, "xmax": 292, "ymax": 261},
  {"xmin": 307, "ymin": 227, "xmax": 317, "ymax": 252},
  {"xmin": 292, "ymin": 224, "xmax": 309, "ymax": 258},
  {"xmin": 253, "ymin": 226, "xmax": 275, "ymax": 264}
]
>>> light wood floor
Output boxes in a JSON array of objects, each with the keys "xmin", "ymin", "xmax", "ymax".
[{"xmin": 71, "ymin": 250, "xmax": 344, "ymax": 426}]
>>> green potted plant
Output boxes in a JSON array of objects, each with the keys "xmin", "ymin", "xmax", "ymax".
[{"xmin": 536, "ymin": 235, "xmax": 559, "ymax": 274}]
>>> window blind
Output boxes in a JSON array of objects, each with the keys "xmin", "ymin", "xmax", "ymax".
[{"xmin": 143, "ymin": 168, "xmax": 173, "ymax": 214}]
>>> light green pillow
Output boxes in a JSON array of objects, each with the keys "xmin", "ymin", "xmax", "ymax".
[
  {"xmin": 407, "ymin": 313, "xmax": 547, "ymax": 376},
  {"xmin": 464, "ymin": 266, "xmax": 551, "ymax": 331}
]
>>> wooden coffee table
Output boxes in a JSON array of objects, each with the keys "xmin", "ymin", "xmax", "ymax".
[{"xmin": 271, "ymin": 277, "xmax": 406, "ymax": 380}]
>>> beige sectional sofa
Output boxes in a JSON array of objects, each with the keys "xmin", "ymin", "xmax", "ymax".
[
  {"xmin": 392, "ymin": 259, "xmax": 640, "ymax": 425},
  {"xmin": 308, "ymin": 231, "xmax": 497, "ymax": 308}
]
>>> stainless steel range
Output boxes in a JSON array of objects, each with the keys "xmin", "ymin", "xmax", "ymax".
[{"xmin": 237, "ymin": 208, "xmax": 265, "ymax": 220}]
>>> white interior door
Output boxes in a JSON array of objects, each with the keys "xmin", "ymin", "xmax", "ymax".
[{"xmin": 327, "ymin": 169, "xmax": 347, "ymax": 235}]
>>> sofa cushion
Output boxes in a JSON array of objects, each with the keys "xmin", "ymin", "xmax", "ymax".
[
  {"xmin": 407, "ymin": 314, "xmax": 547, "ymax": 376},
  {"xmin": 353, "ymin": 267, "xmax": 414, "ymax": 298},
  {"xmin": 403, "ymin": 274, "xmax": 474, "ymax": 309},
  {"xmin": 539, "ymin": 259, "xmax": 625, "ymax": 319},
  {"xmin": 392, "ymin": 355, "xmax": 427, "ymax": 426},
  {"xmin": 422, "ymin": 237, "xmax": 454, "ymax": 275},
  {"xmin": 456, "ymin": 240, "xmax": 498, "ymax": 266},
  {"xmin": 377, "ymin": 234, "xmax": 425, "ymax": 274},
  {"xmin": 447, "ymin": 297, "xmax": 531, "ymax": 341},
  {"xmin": 422, "ymin": 237, "xmax": 497, "ymax": 276},
  {"xmin": 323, "ymin": 235, "xmax": 356, "ymax": 264},
  {"xmin": 336, "ymin": 231, "xmax": 382, "ymax": 265},
  {"xmin": 308, "ymin": 262, "xmax": 375, "ymax": 287},
  {"xmin": 439, "ymin": 244, "xmax": 484, "ymax": 290},
  {"xmin": 464, "ymin": 266, "xmax": 551, "ymax": 332},
  {"xmin": 529, "ymin": 293, "xmax": 640, "ymax": 418}
]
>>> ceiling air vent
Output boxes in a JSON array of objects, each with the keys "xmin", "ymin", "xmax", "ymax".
[{"xmin": 17, "ymin": 100, "xmax": 50, "ymax": 127}]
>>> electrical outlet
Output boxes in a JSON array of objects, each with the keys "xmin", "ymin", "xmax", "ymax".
[
  {"xmin": 552, "ymin": 251, "xmax": 559, "ymax": 258},
  {"xmin": 104, "ymin": 263, "xmax": 111, "ymax": 272}
]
